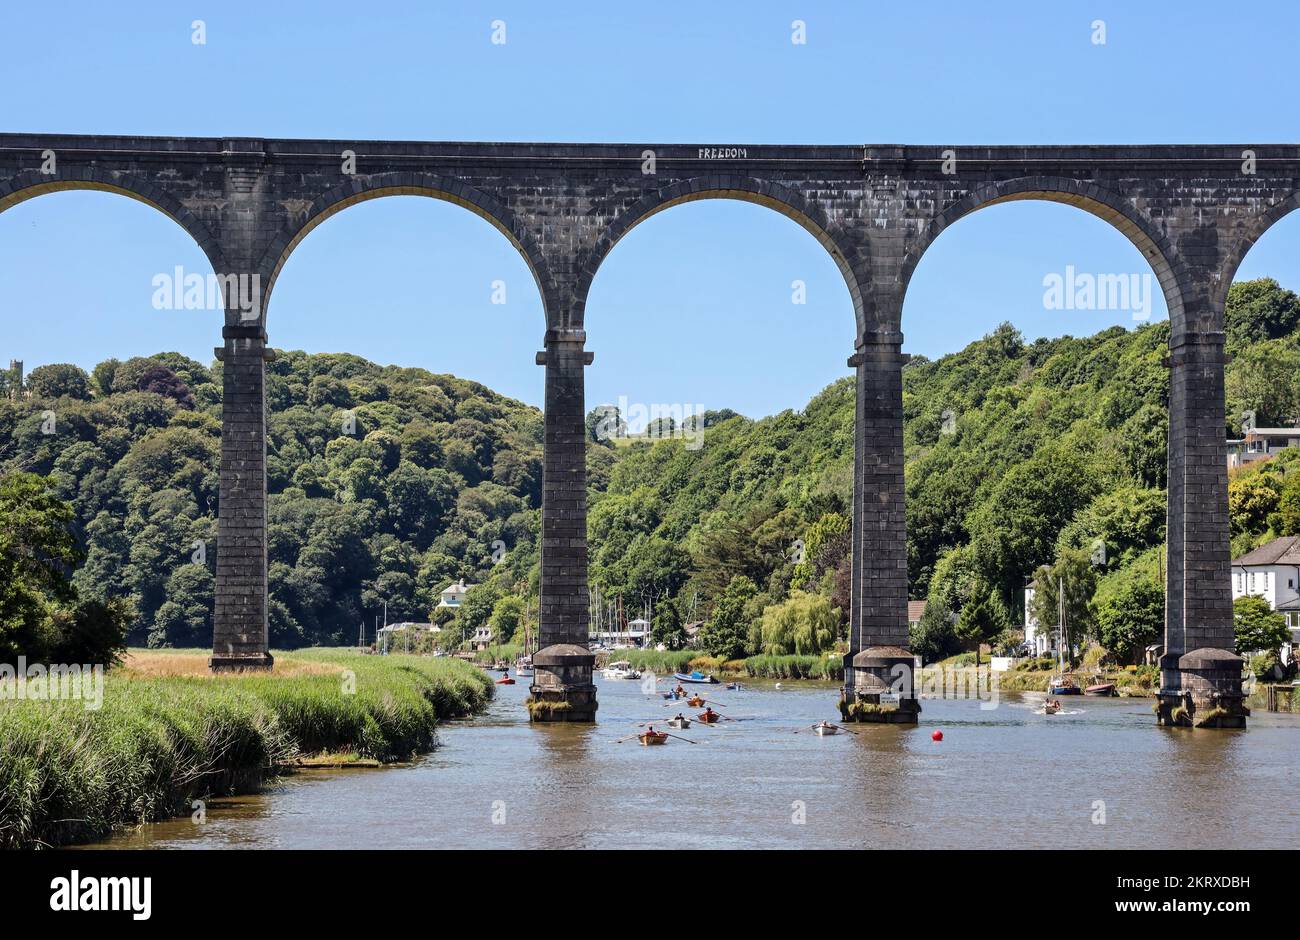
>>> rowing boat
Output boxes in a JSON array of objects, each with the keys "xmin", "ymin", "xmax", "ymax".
[
  {"xmin": 696, "ymin": 710, "xmax": 720, "ymax": 724},
  {"xmin": 686, "ymin": 695, "xmax": 707, "ymax": 707},
  {"xmin": 812, "ymin": 721, "xmax": 838, "ymax": 736},
  {"xmin": 666, "ymin": 717, "xmax": 692, "ymax": 729},
  {"xmin": 638, "ymin": 731, "xmax": 669, "ymax": 745}
]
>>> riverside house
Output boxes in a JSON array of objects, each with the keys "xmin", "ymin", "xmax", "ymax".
[{"xmin": 1231, "ymin": 536, "xmax": 1300, "ymax": 665}]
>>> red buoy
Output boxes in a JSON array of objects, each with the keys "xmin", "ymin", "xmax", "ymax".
[{"xmin": 931, "ymin": 730, "xmax": 943, "ymax": 742}]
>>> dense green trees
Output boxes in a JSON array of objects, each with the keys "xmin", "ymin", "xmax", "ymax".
[
  {"xmin": 0, "ymin": 473, "xmax": 129, "ymax": 665},
  {"xmin": 1, "ymin": 350, "xmax": 544, "ymax": 649},
  {"xmin": 6, "ymin": 277, "xmax": 1300, "ymax": 668}
]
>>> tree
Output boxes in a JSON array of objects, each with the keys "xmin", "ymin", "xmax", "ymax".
[
  {"xmin": 26, "ymin": 363, "xmax": 91, "ymax": 400},
  {"xmin": 1028, "ymin": 548, "xmax": 1099, "ymax": 661},
  {"xmin": 1233, "ymin": 594, "xmax": 1290, "ymax": 655},
  {"xmin": 651, "ymin": 597, "xmax": 686, "ymax": 649},
  {"xmin": 699, "ymin": 576, "xmax": 757, "ymax": 660},
  {"xmin": 135, "ymin": 365, "xmax": 195, "ymax": 409},
  {"xmin": 489, "ymin": 595, "xmax": 525, "ymax": 645},
  {"xmin": 758, "ymin": 592, "xmax": 838, "ymax": 655},
  {"xmin": 954, "ymin": 592, "xmax": 1002, "ymax": 666},
  {"xmin": 1094, "ymin": 577, "xmax": 1163, "ymax": 664}
]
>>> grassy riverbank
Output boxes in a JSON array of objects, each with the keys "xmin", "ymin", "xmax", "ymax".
[
  {"xmin": 601, "ymin": 648, "xmax": 844, "ymax": 680},
  {"xmin": 0, "ymin": 648, "xmax": 492, "ymax": 849}
]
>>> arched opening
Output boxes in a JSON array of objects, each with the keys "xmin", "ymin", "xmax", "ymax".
[
  {"xmin": 580, "ymin": 196, "xmax": 858, "ymax": 665},
  {"xmin": 1217, "ymin": 207, "xmax": 1300, "ymax": 658},
  {"xmin": 901, "ymin": 196, "xmax": 1174, "ymax": 675},
  {"xmin": 0, "ymin": 188, "xmax": 222, "ymax": 654},
  {"xmin": 252, "ymin": 194, "xmax": 548, "ymax": 650}
]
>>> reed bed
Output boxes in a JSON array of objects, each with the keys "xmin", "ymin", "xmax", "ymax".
[{"xmin": 0, "ymin": 649, "xmax": 492, "ymax": 849}]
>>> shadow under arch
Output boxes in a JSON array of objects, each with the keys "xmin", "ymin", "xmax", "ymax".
[
  {"xmin": 899, "ymin": 177, "xmax": 1185, "ymax": 331},
  {"xmin": 572, "ymin": 176, "xmax": 869, "ymax": 335},
  {"xmin": 0, "ymin": 169, "xmax": 226, "ymax": 273},
  {"xmin": 256, "ymin": 174, "xmax": 554, "ymax": 328}
]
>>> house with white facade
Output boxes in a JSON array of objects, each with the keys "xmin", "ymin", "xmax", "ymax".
[
  {"xmin": 1022, "ymin": 583, "xmax": 1059, "ymax": 657},
  {"xmin": 1231, "ymin": 536, "xmax": 1300, "ymax": 664},
  {"xmin": 437, "ymin": 580, "xmax": 470, "ymax": 609},
  {"xmin": 1227, "ymin": 427, "xmax": 1300, "ymax": 470}
]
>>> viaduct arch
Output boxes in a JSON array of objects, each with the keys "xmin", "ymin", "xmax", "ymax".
[{"xmin": 4, "ymin": 135, "xmax": 1299, "ymax": 729}]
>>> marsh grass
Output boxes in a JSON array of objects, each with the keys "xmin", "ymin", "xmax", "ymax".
[{"xmin": 0, "ymin": 648, "xmax": 492, "ymax": 849}]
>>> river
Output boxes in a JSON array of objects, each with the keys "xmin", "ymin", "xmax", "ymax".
[{"xmin": 86, "ymin": 674, "xmax": 1300, "ymax": 849}]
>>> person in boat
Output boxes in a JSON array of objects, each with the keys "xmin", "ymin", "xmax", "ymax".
[
  {"xmin": 674, "ymin": 713, "xmax": 686, "ymax": 722},
  {"xmin": 703, "ymin": 706, "xmax": 716, "ymax": 720},
  {"xmin": 674, "ymin": 684, "xmax": 686, "ymax": 696}
]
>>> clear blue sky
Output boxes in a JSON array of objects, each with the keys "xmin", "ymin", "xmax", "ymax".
[{"xmin": 3, "ymin": 1, "xmax": 1299, "ymax": 415}]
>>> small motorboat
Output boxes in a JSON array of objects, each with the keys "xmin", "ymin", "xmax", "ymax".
[
  {"xmin": 725, "ymin": 682, "xmax": 741, "ymax": 691},
  {"xmin": 674, "ymin": 671, "xmax": 718, "ymax": 685},
  {"xmin": 1042, "ymin": 699, "xmax": 1061, "ymax": 715},
  {"xmin": 496, "ymin": 672, "xmax": 516, "ymax": 685},
  {"xmin": 1048, "ymin": 675, "xmax": 1082, "ymax": 695},
  {"xmin": 696, "ymin": 709, "xmax": 721, "ymax": 724},
  {"xmin": 638, "ymin": 731, "xmax": 669, "ymax": 746},
  {"xmin": 1084, "ymin": 682, "xmax": 1116, "ymax": 697},
  {"xmin": 602, "ymin": 660, "xmax": 642, "ymax": 680},
  {"xmin": 812, "ymin": 721, "xmax": 839, "ymax": 736},
  {"xmin": 666, "ymin": 717, "xmax": 692, "ymax": 729}
]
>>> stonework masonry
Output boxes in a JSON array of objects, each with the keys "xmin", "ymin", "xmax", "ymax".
[{"xmin": 5, "ymin": 136, "xmax": 1295, "ymax": 723}]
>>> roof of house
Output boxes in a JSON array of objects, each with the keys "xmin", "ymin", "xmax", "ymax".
[
  {"xmin": 907, "ymin": 600, "xmax": 927, "ymax": 622},
  {"xmin": 441, "ymin": 580, "xmax": 469, "ymax": 593},
  {"xmin": 1232, "ymin": 536, "xmax": 1300, "ymax": 566}
]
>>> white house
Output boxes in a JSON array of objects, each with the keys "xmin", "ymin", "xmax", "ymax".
[
  {"xmin": 1231, "ymin": 536, "xmax": 1300, "ymax": 664},
  {"xmin": 593, "ymin": 617, "xmax": 651, "ymax": 648},
  {"xmin": 437, "ymin": 580, "xmax": 470, "ymax": 609},
  {"xmin": 472, "ymin": 624, "xmax": 495, "ymax": 651},
  {"xmin": 1227, "ymin": 427, "xmax": 1300, "ymax": 471},
  {"xmin": 1022, "ymin": 584, "xmax": 1058, "ymax": 657}
]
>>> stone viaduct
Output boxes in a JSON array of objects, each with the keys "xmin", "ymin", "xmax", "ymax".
[{"xmin": 4, "ymin": 135, "xmax": 1297, "ymax": 728}]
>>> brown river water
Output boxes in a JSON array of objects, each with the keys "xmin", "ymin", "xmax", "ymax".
[{"xmin": 86, "ymin": 675, "xmax": 1300, "ymax": 850}]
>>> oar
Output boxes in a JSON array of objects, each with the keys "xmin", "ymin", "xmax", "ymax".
[{"xmin": 660, "ymin": 731, "xmax": 697, "ymax": 744}]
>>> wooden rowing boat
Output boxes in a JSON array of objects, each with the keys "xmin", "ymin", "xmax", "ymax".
[
  {"xmin": 696, "ymin": 710, "xmax": 720, "ymax": 724},
  {"xmin": 638, "ymin": 731, "xmax": 669, "ymax": 745},
  {"xmin": 686, "ymin": 695, "xmax": 706, "ymax": 707},
  {"xmin": 812, "ymin": 721, "xmax": 838, "ymax": 736}
]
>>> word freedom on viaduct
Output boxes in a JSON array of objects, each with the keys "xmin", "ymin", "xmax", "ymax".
[{"xmin": 5, "ymin": 136, "xmax": 1299, "ymax": 729}]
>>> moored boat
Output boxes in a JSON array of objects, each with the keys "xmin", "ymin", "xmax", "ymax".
[
  {"xmin": 674, "ymin": 671, "xmax": 717, "ymax": 684},
  {"xmin": 602, "ymin": 660, "xmax": 642, "ymax": 680},
  {"xmin": 1048, "ymin": 674, "xmax": 1081, "ymax": 695},
  {"xmin": 1084, "ymin": 682, "xmax": 1116, "ymax": 696}
]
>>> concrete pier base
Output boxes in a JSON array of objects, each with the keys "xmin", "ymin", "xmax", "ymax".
[
  {"xmin": 1156, "ymin": 649, "xmax": 1249, "ymax": 729},
  {"xmin": 527, "ymin": 644, "xmax": 598, "ymax": 722},
  {"xmin": 839, "ymin": 646, "xmax": 920, "ymax": 724}
]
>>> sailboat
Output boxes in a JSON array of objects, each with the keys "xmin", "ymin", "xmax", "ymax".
[{"xmin": 1047, "ymin": 575, "xmax": 1081, "ymax": 695}]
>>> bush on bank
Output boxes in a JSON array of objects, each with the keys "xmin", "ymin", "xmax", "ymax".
[{"xmin": 0, "ymin": 650, "xmax": 492, "ymax": 849}]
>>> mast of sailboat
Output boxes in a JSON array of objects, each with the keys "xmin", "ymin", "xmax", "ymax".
[{"xmin": 1057, "ymin": 574, "xmax": 1065, "ymax": 673}]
